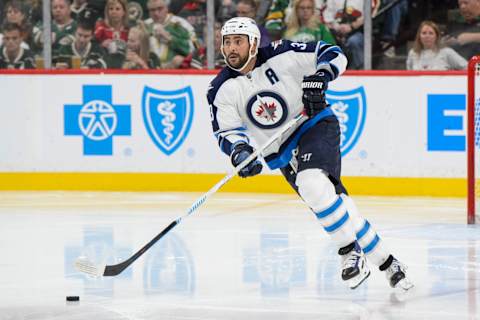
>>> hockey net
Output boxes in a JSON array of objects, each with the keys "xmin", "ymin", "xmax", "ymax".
[{"xmin": 467, "ymin": 56, "xmax": 480, "ymax": 224}]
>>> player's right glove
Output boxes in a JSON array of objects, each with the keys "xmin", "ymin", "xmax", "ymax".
[
  {"xmin": 301, "ymin": 71, "xmax": 330, "ymax": 118},
  {"xmin": 230, "ymin": 143, "xmax": 263, "ymax": 178}
]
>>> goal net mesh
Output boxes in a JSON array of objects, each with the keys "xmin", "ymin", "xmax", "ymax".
[{"xmin": 469, "ymin": 57, "xmax": 480, "ymax": 223}]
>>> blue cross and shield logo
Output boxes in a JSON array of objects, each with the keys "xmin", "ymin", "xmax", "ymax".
[
  {"xmin": 64, "ymin": 85, "xmax": 131, "ymax": 155},
  {"xmin": 326, "ymin": 86, "xmax": 367, "ymax": 156},
  {"xmin": 142, "ymin": 86, "xmax": 194, "ymax": 155}
]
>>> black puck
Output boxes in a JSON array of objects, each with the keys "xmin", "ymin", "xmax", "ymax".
[{"xmin": 66, "ymin": 296, "xmax": 80, "ymax": 302}]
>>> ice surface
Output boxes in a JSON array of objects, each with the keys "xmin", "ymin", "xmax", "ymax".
[{"xmin": 0, "ymin": 192, "xmax": 477, "ymax": 320}]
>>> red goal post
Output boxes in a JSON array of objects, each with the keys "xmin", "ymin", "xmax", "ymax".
[{"xmin": 467, "ymin": 55, "xmax": 480, "ymax": 224}]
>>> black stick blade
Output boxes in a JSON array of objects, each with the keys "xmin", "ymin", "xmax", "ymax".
[{"xmin": 102, "ymin": 220, "xmax": 179, "ymax": 276}]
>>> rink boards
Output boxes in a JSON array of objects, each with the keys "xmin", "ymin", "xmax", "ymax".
[{"xmin": 0, "ymin": 70, "xmax": 468, "ymax": 196}]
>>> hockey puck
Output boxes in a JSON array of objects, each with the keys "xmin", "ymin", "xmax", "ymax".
[{"xmin": 66, "ymin": 296, "xmax": 80, "ymax": 302}]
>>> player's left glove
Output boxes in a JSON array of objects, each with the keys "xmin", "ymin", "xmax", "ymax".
[
  {"xmin": 230, "ymin": 143, "xmax": 263, "ymax": 178},
  {"xmin": 302, "ymin": 71, "xmax": 331, "ymax": 118}
]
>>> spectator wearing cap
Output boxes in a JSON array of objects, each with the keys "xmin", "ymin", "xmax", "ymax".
[
  {"xmin": 235, "ymin": 0, "xmax": 271, "ymax": 47},
  {"xmin": 0, "ymin": 22, "xmax": 35, "ymax": 69},
  {"xmin": 144, "ymin": 0, "xmax": 194, "ymax": 68}
]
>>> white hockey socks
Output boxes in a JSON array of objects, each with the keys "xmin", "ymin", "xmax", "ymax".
[
  {"xmin": 296, "ymin": 169, "xmax": 356, "ymax": 248},
  {"xmin": 341, "ymin": 194, "xmax": 391, "ymax": 267}
]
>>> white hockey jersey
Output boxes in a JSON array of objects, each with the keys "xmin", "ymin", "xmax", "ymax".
[{"xmin": 206, "ymin": 40, "xmax": 347, "ymax": 170}]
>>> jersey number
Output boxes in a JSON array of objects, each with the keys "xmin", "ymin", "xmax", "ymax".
[{"xmin": 290, "ymin": 42, "xmax": 307, "ymax": 50}]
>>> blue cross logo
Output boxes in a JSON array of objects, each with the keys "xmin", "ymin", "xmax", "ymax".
[{"xmin": 64, "ymin": 85, "xmax": 131, "ymax": 155}]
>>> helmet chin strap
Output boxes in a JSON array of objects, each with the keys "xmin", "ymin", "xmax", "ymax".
[{"xmin": 223, "ymin": 39, "xmax": 257, "ymax": 73}]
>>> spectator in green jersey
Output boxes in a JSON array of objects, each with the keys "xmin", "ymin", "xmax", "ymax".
[
  {"xmin": 285, "ymin": 0, "xmax": 336, "ymax": 44},
  {"xmin": 33, "ymin": 0, "xmax": 77, "ymax": 51},
  {"xmin": 70, "ymin": 0, "xmax": 88, "ymax": 21},
  {"xmin": 264, "ymin": 0, "xmax": 290, "ymax": 40},
  {"xmin": 0, "ymin": 22, "xmax": 35, "ymax": 69},
  {"xmin": 145, "ymin": 0, "xmax": 193, "ymax": 68},
  {"xmin": 53, "ymin": 20, "xmax": 107, "ymax": 69},
  {"xmin": 1, "ymin": 1, "xmax": 35, "ymax": 51}
]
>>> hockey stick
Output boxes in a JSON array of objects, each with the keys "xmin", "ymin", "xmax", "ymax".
[{"xmin": 75, "ymin": 113, "xmax": 305, "ymax": 277}]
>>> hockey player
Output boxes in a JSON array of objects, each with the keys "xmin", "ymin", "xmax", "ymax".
[{"xmin": 207, "ymin": 17, "xmax": 413, "ymax": 290}]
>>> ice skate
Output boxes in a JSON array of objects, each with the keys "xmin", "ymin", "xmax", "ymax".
[
  {"xmin": 381, "ymin": 256, "xmax": 414, "ymax": 291},
  {"xmin": 339, "ymin": 242, "xmax": 370, "ymax": 289}
]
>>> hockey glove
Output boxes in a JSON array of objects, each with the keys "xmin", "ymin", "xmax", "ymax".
[
  {"xmin": 230, "ymin": 143, "xmax": 263, "ymax": 178},
  {"xmin": 301, "ymin": 71, "xmax": 330, "ymax": 118}
]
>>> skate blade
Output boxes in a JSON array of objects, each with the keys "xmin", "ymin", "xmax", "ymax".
[{"xmin": 349, "ymin": 270, "xmax": 371, "ymax": 289}]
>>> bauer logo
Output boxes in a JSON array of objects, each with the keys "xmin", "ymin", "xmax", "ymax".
[
  {"xmin": 327, "ymin": 87, "xmax": 367, "ymax": 156},
  {"xmin": 142, "ymin": 86, "xmax": 194, "ymax": 155},
  {"xmin": 64, "ymin": 85, "xmax": 131, "ymax": 155}
]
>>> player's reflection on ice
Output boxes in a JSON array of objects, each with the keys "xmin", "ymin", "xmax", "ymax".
[
  {"xmin": 64, "ymin": 226, "xmax": 195, "ymax": 297},
  {"xmin": 66, "ymin": 228, "xmax": 370, "ymax": 298},
  {"xmin": 243, "ymin": 232, "xmax": 306, "ymax": 296},
  {"xmin": 142, "ymin": 232, "xmax": 195, "ymax": 296},
  {"xmin": 315, "ymin": 244, "xmax": 369, "ymax": 301},
  {"xmin": 64, "ymin": 224, "xmax": 480, "ymax": 303},
  {"xmin": 64, "ymin": 227, "xmax": 132, "ymax": 297}
]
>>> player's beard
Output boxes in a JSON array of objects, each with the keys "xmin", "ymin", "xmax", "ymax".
[{"xmin": 227, "ymin": 52, "xmax": 249, "ymax": 69}]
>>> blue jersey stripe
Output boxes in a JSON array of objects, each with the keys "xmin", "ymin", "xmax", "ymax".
[{"xmin": 265, "ymin": 108, "xmax": 334, "ymax": 169}]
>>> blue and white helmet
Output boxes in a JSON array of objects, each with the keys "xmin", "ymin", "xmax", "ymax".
[{"xmin": 221, "ymin": 17, "xmax": 261, "ymax": 71}]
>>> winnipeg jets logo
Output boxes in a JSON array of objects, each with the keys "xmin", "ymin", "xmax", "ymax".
[
  {"xmin": 247, "ymin": 91, "xmax": 288, "ymax": 129},
  {"xmin": 255, "ymin": 95, "xmax": 278, "ymax": 121}
]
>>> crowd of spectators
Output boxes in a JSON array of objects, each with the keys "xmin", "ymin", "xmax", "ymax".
[{"xmin": 0, "ymin": 0, "xmax": 478, "ymax": 70}]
